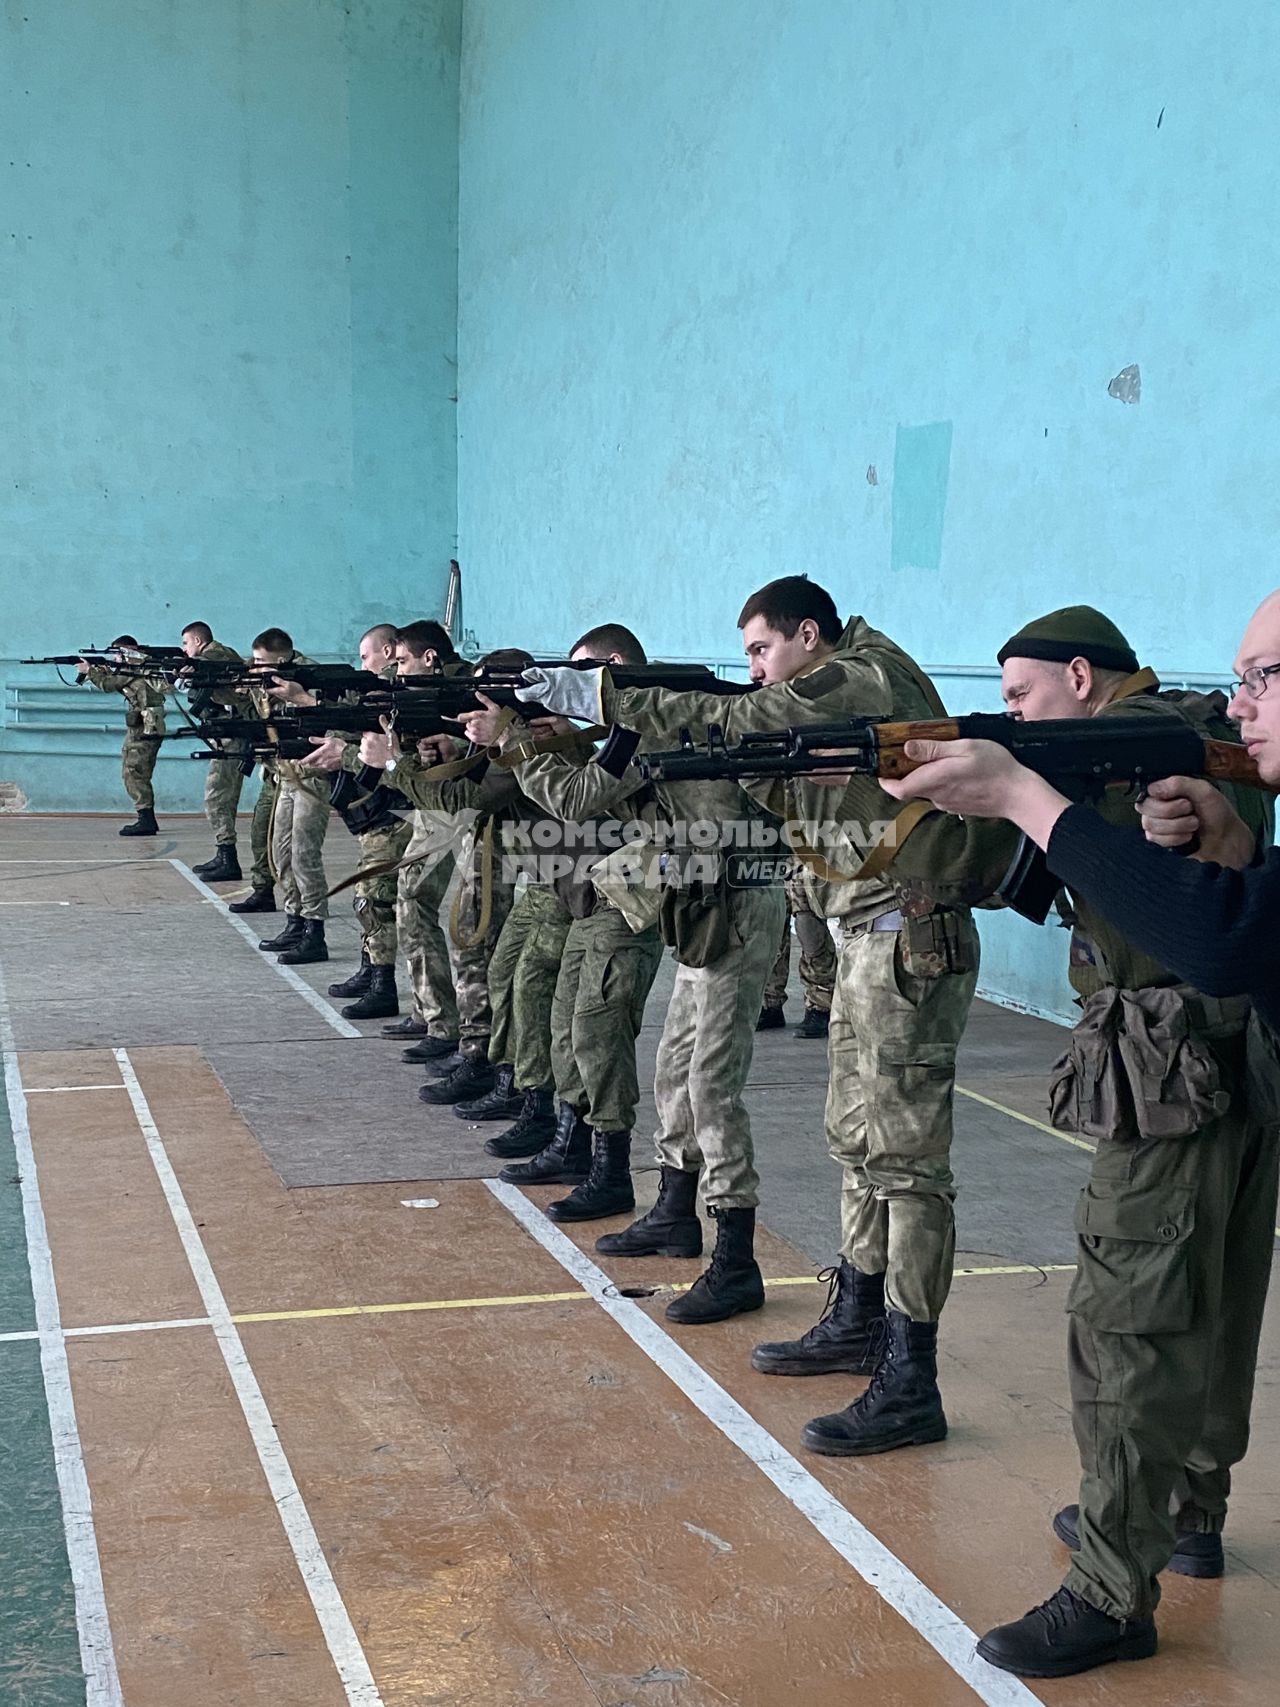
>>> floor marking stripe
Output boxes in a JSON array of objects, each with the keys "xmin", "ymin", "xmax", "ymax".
[
  {"xmin": 114, "ymin": 1049, "xmax": 385, "ymax": 1707},
  {"xmin": 487, "ymin": 1180, "xmax": 1038, "ymax": 1707},
  {"xmin": 0, "ymin": 968, "xmax": 124, "ymax": 1705},
  {"xmin": 0, "ymin": 1264, "xmax": 1082, "ymax": 1348},
  {"xmin": 168, "ymin": 859, "xmax": 362, "ymax": 1039},
  {"xmin": 25, "ymin": 1085, "xmax": 127, "ymax": 1095},
  {"xmin": 957, "ymin": 1084, "xmax": 1095, "ymax": 1152},
  {"xmin": 960, "ymin": 1084, "xmax": 1280, "ymax": 1239}
]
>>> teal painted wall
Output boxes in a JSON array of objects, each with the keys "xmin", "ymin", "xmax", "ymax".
[
  {"xmin": 1, "ymin": 0, "xmax": 460, "ymax": 811},
  {"xmin": 456, "ymin": 0, "xmax": 1277, "ymax": 1020}
]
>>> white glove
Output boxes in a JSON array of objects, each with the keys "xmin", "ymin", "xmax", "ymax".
[{"xmin": 516, "ymin": 665, "xmax": 606, "ymax": 723}]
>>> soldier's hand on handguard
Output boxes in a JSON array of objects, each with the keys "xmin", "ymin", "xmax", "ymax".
[
  {"xmin": 416, "ymin": 733, "xmax": 464, "ymax": 764},
  {"xmin": 456, "ymin": 691, "xmax": 512, "ymax": 748},
  {"xmin": 1138, "ymin": 776, "xmax": 1256, "ymax": 869},
  {"xmin": 267, "ymin": 677, "xmax": 316, "ymax": 707},
  {"xmin": 360, "ymin": 727, "xmax": 397, "ymax": 768},
  {"xmin": 882, "ymin": 738, "xmax": 1071, "ymax": 851},
  {"xmin": 302, "ymin": 735, "xmax": 348, "ymax": 772}
]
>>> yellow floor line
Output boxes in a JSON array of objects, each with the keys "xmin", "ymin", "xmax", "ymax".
[
  {"xmin": 231, "ymin": 1289, "xmax": 589, "ymax": 1323},
  {"xmin": 958, "ymin": 1084, "xmax": 1280, "ymax": 1239}
]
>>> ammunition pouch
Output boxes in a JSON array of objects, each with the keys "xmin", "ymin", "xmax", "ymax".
[
  {"xmin": 659, "ymin": 869, "xmax": 734, "ymax": 968},
  {"xmin": 897, "ymin": 903, "xmax": 977, "ymax": 980},
  {"xmin": 1050, "ymin": 985, "xmax": 1246, "ymax": 1143}
]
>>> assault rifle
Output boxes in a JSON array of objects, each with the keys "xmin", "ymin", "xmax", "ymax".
[
  {"xmin": 22, "ymin": 643, "xmax": 187, "ymax": 668},
  {"xmin": 637, "ymin": 713, "xmax": 1271, "ymax": 797}
]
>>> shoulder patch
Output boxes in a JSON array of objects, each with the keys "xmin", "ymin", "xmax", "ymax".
[{"xmin": 791, "ymin": 662, "xmax": 847, "ymax": 701}]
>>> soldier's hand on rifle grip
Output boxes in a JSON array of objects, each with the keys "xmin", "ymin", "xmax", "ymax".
[{"xmin": 1139, "ymin": 777, "xmax": 1255, "ymax": 869}]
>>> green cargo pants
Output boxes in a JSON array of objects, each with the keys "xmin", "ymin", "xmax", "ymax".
[
  {"xmin": 353, "ymin": 817, "xmax": 414, "ymax": 966},
  {"xmin": 451, "ymin": 821, "xmax": 516, "ymax": 1061},
  {"xmin": 762, "ymin": 874, "xmax": 837, "ymax": 1013},
  {"xmin": 122, "ymin": 729, "xmax": 160, "ymax": 813},
  {"xmin": 397, "ymin": 815, "xmax": 458, "ymax": 1040},
  {"xmin": 487, "ymin": 884, "xmax": 572, "ymax": 1089},
  {"xmin": 553, "ymin": 904, "xmax": 664, "ymax": 1132},
  {"xmin": 204, "ymin": 749, "xmax": 246, "ymax": 847},
  {"xmin": 273, "ymin": 774, "xmax": 332, "ymax": 921},
  {"xmin": 824, "ymin": 912, "xmax": 979, "ymax": 1323},
  {"xmin": 1065, "ymin": 1020, "xmax": 1279, "ymax": 1621}
]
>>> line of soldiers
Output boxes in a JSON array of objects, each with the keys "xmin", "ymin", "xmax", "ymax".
[{"xmin": 82, "ymin": 580, "xmax": 1277, "ymax": 1680}]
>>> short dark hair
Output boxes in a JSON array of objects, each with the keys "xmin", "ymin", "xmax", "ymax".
[
  {"xmin": 570, "ymin": 623, "xmax": 647, "ymax": 664},
  {"xmin": 252, "ymin": 627, "xmax": 293, "ymax": 653},
  {"xmin": 182, "ymin": 621, "xmax": 213, "ymax": 643},
  {"xmin": 360, "ymin": 622, "xmax": 398, "ymax": 648},
  {"xmin": 475, "ymin": 647, "xmax": 534, "ymax": 672},
  {"xmin": 736, "ymin": 576, "xmax": 841, "ymax": 645},
  {"xmin": 395, "ymin": 620, "xmax": 457, "ymax": 661},
  {"xmin": 110, "ymin": 634, "xmax": 139, "ymax": 648}
]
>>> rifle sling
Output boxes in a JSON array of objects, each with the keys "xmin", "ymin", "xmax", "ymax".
[{"xmin": 790, "ymin": 797, "xmax": 936, "ymax": 885}]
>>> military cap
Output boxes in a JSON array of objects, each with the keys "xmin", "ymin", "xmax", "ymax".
[{"xmin": 996, "ymin": 605, "xmax": 1139, "ymax": 674}]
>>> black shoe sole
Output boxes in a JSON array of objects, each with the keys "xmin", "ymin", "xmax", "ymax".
[
  {"xmin": 974, "ymin": 1630, "xmax": 1158, "ymax": 1679},
  {"xmin": 546, "ymin": 1195, "xmax": 636, "ymax": 1223},
  {"xmin": 594, "ymin": 1236, "xmax": 703, "ymax": 1258},
  {"xmin": 499, "ymin": 1165, "xmax": 590, "ymax": 1185},
  {"xmin": 454, "ymin": 1101, "xmax": 525, "ymax": 1122},
  {"xmin": 278, "ymin": 952, "xmax": 328, "ymax": 965},
  {"xmin": 800, "ymin": 1415, "xmax": 948, "ymax": 1457},
  {"xmin": 750, "ymin": 1350, "xmax": 881, "ymax": 1376},
  {"xmin": 1052, "ymin": 1510, "xmax": 1224, "ymax": 1578},
  {"xmin": 484, "ymin": 1129, "xmax": 559, "ymax": 1158},
  {"xmin": 666, "ymin": 1292, "xmax": 765, "ymax": 1325},
  {"xmin": 383, "ymin": 1020, "xmax": 428, "ymax": 1037}
]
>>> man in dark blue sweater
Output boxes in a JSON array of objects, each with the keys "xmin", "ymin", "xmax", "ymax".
[{"xmin": 884, "ymin": 599, "xmax": 1278, "ymax": 1680}]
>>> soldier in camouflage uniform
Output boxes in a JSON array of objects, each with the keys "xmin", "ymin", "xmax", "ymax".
[
  {"xmin": 243, "ymin": 628, "xmax": 333, "ymax": 966},
  {"xmin": 78, "ymin": 636, "xmax": 166, "ymax": 836},
  {"xmin": 883, "ymin": 606, "xmax": 1277, "ymax": 1679},
  {"xmin": 178, "ymin": 622, "xmax": 252, "ymax": 885},
  {"xmin": 527, "ymin": 582, "xmax": 1007, "ymax": 1404},
  {"xmin": 758, "ymin": 872, "xmax": 837, "ymax": 1037}
]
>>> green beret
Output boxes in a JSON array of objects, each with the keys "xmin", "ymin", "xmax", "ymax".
[{"xmin": 997, "ymin": 605, "xmax": 1139, "ymax": 674}]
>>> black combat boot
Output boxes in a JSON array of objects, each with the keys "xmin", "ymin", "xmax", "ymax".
[
  {"xmin": 418, "ymin": 1054, "xmax": 494, "ymax": 1105},
  {"xmin": 595, "ymin": 1165, "xmax": 702, "ymax": 1258},
  {"xmin": 232, "ymin": 887, "xmax": 276, "ymax": 914},
  {"xmin": 1051, "ymin": 1505, "xmax": 1224, "ymax": 1579},
  {"xmin": 193, "ymin": 846, "xmax": 242, "ymax": 881},
  {"xmin": 755, "ymin": 1005, "xmax": 785, "ymax": 1031},
  {"xmin": 546, "ymin": 1130, "xmax": 635, "ymax": 1222},
  {"xmin": 421, "ymin": 1049, "xmax": 466, "ymax": 1078},
  {"xmin": 278, "ymin": 920, "xmax": 328, "ymax": 965},
  {"xmin": 328, "ymin": 954, "xmax": 372, "ymax": 998},
  {"xmin": 383, "ymin": 1013, "xmax": 428, "ymax": 1038},
  {"xmin": 794, "ymin": 1006, "xmax": 830, "ymax": 1040},
  {"xmin": 455, "ymin": 1064, "xmax": 522, "ymax": 1121},
  {"xmin": 499, "ymin": 1104, "xmax": 592, "ymax": 1184},
  {"xmin": 402, "ymin": 1033, "xmax": 460, "ymax": 1063},
  {"xmin": 259, "ymin": 914, "xmax": 304, "ymax": 952},
  {"xmin": 486, "ymin": 1092, "xmax": 569, "ymax": 1158},
  {"xmin": 751, "ymin": 1262, "xmax": 886, "ymax": 1375},
  {"xmin": 342, "ymin": 964, "xmax": 398, "ymax": 1020},
  {"xmin": 119, "ymin": 808, "xmax": 158, "ymax": 837},
  {"xmin": 976, "ymin": 1585, "xmax": 1157, "ymax": 1679},
  {"xmin": 801, "ymin": 1308, "xmax": 946, "ymax": 1456},
  {"xmin": 665, "ymin": 1206, "xmax": 764, "ymax": 1324}
]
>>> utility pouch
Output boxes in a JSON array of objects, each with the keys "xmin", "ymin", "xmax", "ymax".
[
  {"xmin": 659, "ymin": 872, "xmax": 734, "ymax": 968},
  {"xmin": 898, "ymin": 906, "xmax": 976, "ymax": 980},
  {"xmin": 1049, "ymin": 991, "xmax": 1138, "ymax": 1142},
  {"xmin": 1116, "ymin": 987, "xmax": 1232, "ymax": 1140}
]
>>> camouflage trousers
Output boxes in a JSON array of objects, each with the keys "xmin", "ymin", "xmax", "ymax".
[
  {"xmin": 486, "ymin": 884, "xmax": 572, "ymax": 1089},
  {"xmin": 204, "ymin": 748, "xmax": 246, "ymax": 846},
  {"xmin": 1065, "ymin": 1018, "xmax": 1278, "ymax": 1621},
  {"xmin": 653, "ymin": 885, "xmax": 786, "ymax": 1209},
  {"xmin": 396, "ymin": 814, "xmax": 458, "ymax": 1039},
  {"xmin": 121, "ymin": 730, "xmax": 160, "ymax": 813},
  {"xmin": 272, "ymin": 775, "xmax": 332, "ymax": 921},
  {"xmin": 352, "ymin": 817, "xmax": 414, "ymax": 966},
  {"xmin": 554, "ymin": 905, "xmax": 664, "ymax": 1133},
  {"xmin": 762, "ymin": 874, "xmax": 837, "ymax": 1013},
  {"xmin": 248, "ymin": 770, "xmax": 276, "ymax": 893},
  {"xmin": 450, "ymin": 821, "xmax": 515, "ymax": 1060},
  {"xmin": 824, "ymin": 913, "xmax": 979, "ymax": 1323}
]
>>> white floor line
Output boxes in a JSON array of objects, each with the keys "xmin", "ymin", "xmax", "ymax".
[
  {"xmin": 114, "ymin": 1048, "xmax": 384, "ymax": 1707},
  {"xmin": 0, "ymin": 967, "xmax": 124, "ymax": 1705},
  {"xmin": 0, "ymin": 858, "xmax": 154, "ymax": 864},
  {"xmin": 487, "ymin": 1180, "xmax": 1039, "ymax": 1707},
  {"xmin": 26, "ymin": 1085, "xmax": 128, "ymax": 1095},
  {"xmin": 167, "ymin": 859, "xmax": 362, "ymax": 1039}
]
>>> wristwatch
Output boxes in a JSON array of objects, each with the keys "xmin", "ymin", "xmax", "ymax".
[{"xmin": 384, "ymin": 757, "xmax": 398, "ymax": 774}]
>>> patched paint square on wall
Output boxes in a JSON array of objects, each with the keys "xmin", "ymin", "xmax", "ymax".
[{"xmin": 890, "ymin": 421, "xmax": 953, "ymax": 575}]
